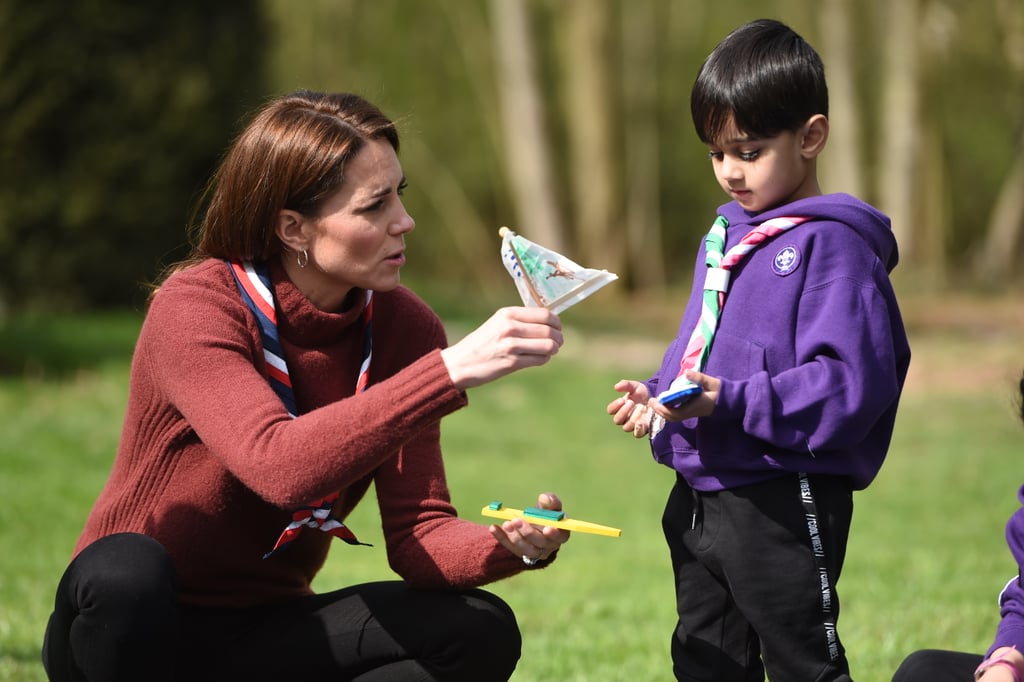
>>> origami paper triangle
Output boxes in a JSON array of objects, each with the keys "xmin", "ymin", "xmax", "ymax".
[{"xmin": 499, "ymin": 227, "xmax": 618, "ymax": 314}]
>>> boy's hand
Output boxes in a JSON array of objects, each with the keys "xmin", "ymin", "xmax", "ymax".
[
  {"xmin": 607, "ymin": 380, "xmax": 654, "ymax": 436},
  {"xmin": 650, "ymin": 370, "xmax": 721, "ymax": 422}
]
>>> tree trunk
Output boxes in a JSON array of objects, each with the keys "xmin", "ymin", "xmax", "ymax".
[
  {"xmin": 817, "ymin": 0, "xmax": 864, "ymax": 198},
  {"xmin": 560, "ymin": 0, "xmax": 622, "ymax": 274},
  {"xmin": 917, "ymin": 114, "xmax": 950, "ymax": 287},
  {"xmin": 974, "ymin": 0, "xmax": 1024, "ymax": 284},
  {"xmin": 488, "ymin": 0, "xmax": 565, "ymax": 251},
  {"xmin": 977, "ymin": 136, "xmax": 1024, "ymax": 284},
  {"xmin": 877, "ymin": 0, "xmax": 921, "ymax": 266},
  {"xmin": 620, "ymin": 0, "xmax": 664, "ymax": 291}
]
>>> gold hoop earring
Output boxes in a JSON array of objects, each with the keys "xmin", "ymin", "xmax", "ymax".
[{"xmin": 297, "ymin": 249, "xmax": 309, "ymax": 268}]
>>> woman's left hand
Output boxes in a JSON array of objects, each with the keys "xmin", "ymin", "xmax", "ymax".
[{"xmin": 489, "ymin": 492, "xmax": 570, "ymax": 566}]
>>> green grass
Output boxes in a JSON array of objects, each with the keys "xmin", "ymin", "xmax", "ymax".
[{"xmin": 1, "ymin": 310, "xmax": 1022, "ymax": 681}]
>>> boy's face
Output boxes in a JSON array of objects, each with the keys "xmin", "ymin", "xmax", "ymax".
[{"xmin": 706, "ymin": 116, "xmax": 821, "ymax": 213}]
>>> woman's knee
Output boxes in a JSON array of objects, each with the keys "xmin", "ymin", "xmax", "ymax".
[
  {"xmin": 442, "ymin": 589, "xmax": 522, "ymax": 681},
  {"xmin": 55, "ymin": 533, "xmax": 178, "ymax": 648},
  {"xmin": 76, "ymin": 533, "xmax": 177, "ymax": 617},
  {"xmin": 43, "ymin": 534, "xmax": 179, "ymax": 681}
]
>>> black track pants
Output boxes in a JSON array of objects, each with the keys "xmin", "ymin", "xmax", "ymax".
[{"xmin": 663, "ymin": 473, "xmax": 854, "ymax": 682}]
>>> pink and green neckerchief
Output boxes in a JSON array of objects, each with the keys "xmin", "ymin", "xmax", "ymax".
[
  {"xmin": 659, "ymin": 214, "xmax": 811, "ymax": 402},
  {"xmin": 229, "ymin": 260, "xmax": 373, "ymax": 558}
]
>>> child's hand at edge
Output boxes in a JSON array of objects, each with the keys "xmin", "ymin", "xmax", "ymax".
[{"xmin": 607, "ymin": 379, "xmax": 653, "ymax": 437}]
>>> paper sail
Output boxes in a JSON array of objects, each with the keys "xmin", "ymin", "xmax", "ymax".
[{"xmin": 499, "ymin": 227, "xmax": 618, "ymax": 314}]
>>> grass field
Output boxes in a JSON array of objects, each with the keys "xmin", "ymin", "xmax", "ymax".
[{"xmin": 0, "ymin": 292, "xmax": 1021, "ymax": 681}]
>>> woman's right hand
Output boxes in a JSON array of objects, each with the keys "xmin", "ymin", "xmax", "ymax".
[{"xmin": 440, "ymin": 307, "xmax": 563, "ymax": 390}]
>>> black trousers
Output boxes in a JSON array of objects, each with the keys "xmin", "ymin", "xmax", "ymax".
[
  {"xmin": 42, "ymin": 533, "xmax": 521, "ymax": 682},
  {"xmin": 663, "ymin": 472, "xmax": 855, "ymax": 682},
  {"xmin": 891, "ymin": 649, "xmax": 982, "ymax": 681}
]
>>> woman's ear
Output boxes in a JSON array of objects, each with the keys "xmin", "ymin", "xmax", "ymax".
[
  {"xmin": 800, "ymin": 114, "xmax": 829, "ymax": 159},
  {"xmin": 274, "ymin": 209, "xmax": 310, "ymax": 253}
]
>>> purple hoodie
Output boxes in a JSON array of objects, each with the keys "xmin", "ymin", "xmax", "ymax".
[
  {"xmin": 990, "ymin": 488, "xmax": 1024, "ymax": 655},
  {"xmin": 648, "ymin": 193, "xmax": 911, "ymax": 491}
]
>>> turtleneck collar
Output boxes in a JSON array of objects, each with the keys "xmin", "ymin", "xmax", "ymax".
[{"xmin": 267, "ymin": 258, "xmax": 370, "ymax": 349}]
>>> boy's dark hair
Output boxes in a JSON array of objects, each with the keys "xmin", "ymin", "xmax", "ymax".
[{"xmin": 691, "ymin": 19, "xmax": 828, "ymax": 144}]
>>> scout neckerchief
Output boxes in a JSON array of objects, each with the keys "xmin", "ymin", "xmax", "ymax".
[
  {"xmin": 668, "ymin": 214, "xmax": 811, "ymax": 395},
  {"xmin": 229, "ymin": 260, "xmax": 373, "ymax": 558}
]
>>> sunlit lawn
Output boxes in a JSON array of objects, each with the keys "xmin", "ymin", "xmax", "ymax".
[{"xmin": 1, "ymin": 303, "xmax": 1021, "ymax": 681}]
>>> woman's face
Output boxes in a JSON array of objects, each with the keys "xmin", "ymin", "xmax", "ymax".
[{"xmin": 291, "ymin": 138, "xmax": 415, "ymax": 311}]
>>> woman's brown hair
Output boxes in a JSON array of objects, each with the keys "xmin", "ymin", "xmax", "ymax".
[{"xmin": 154, "ymin": 91, "xmax": 399, "ymax": 293}]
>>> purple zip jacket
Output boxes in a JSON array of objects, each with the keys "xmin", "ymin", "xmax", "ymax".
[
  {"xmin": 989, "ymin": 488, "xmax": 1024, "ymax": 655},
  {"xmin": 648, "ymin": 193, "xmax": 911, "ymax": 491}
]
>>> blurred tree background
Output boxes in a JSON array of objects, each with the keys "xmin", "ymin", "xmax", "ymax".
[
  {"xmin": 0, "ymin": 0, "xmax": 269, "ymax": 310},
  {"xmin": 0, "ymin": 0, "xmax": 1020, "ymax": 312}
]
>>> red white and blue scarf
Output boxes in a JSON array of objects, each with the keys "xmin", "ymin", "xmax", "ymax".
[{"xmin": 229, "ymin": 260, "xmax": 373, "ymax": 558}]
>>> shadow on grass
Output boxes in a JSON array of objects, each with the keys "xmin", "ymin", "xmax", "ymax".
[{"xmin": 0, "ymin": 312, "xmax": 143, "ymax": 379}]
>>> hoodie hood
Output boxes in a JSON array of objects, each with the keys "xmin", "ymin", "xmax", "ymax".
[{"xmin": 718, "ymin": 193, "xmax": 899, "ymax": 272}]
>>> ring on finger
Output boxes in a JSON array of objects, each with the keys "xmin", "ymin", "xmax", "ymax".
[{"xmin": 522, "ymin": 554, "xmax": 540, "ymax": 567}]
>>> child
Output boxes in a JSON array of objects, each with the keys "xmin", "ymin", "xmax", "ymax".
[
  {"xmin": 892, "ymin": 372, "xmax": 1024, "ymax": 682},
  {"xmin": 607, "ymin": 19, "xmax": 911, "ymax": 681}
]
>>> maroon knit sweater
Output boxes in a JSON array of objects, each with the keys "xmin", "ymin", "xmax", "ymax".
[{"xmin": 74, "ymin": 258, "xmax": 532, "ymax": 607}]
